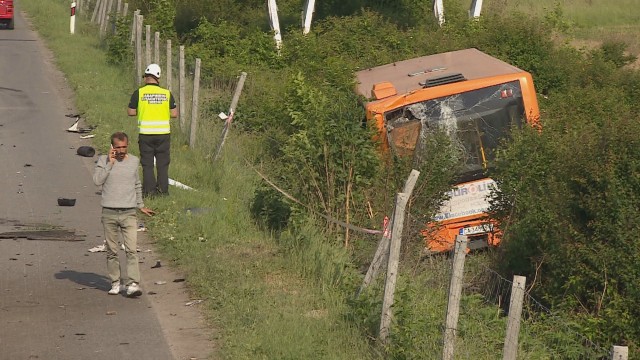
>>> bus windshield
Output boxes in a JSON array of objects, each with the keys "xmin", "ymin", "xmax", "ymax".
[{"xmin": 384, "ymin": 80, "xmax": 526, "ymax": 181}]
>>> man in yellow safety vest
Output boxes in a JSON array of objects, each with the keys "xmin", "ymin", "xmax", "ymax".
[{"xmin": 127, "ymin": 63, "xmax": 178, "ymax": 196}]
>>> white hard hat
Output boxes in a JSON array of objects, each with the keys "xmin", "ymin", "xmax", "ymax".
[{"xmin": 144, "ymin": 63, "xmax": 161, "ymax": 78}]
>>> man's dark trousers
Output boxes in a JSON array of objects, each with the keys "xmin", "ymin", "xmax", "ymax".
[{"xmin": 139, "ymin": 134, "xmax": 170, "ymax": 196}]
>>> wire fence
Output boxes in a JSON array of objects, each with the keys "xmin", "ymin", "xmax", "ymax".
[{"xmin": 359, "ymin": 186, "xmax": 623, "ymax": 359}]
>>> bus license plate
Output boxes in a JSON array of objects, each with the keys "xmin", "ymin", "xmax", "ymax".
[{"xmin": 460, "ymin": 224, "xmax": 493, "ymax": 236}]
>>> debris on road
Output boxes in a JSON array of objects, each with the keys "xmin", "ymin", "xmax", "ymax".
[
  {"xmin": 57, "ymin": 198, "xmax": 76, "ymax": 206},
  {"xmin": 185, "ymin": 299, "xmax": 204, "ymax": 306},
  {"xmin": 88, "ymin": 242, "xmax": 143, "ymax": 252},
  {"xmin": 154, "ymin": 281, "xmax": 167, "ymax": 285},
  {"xmin": 151, "ymin": 261, "xmax": 161, "ymax": 268},
  {"xmin": 66, "ymin": 118, "xmax": 95, "ymax": 133},
  {"xmin": 106, "ymin": 311, "xmax": 117, "ymax": 315},
  {"xmin": 76, "ymin": 146, "xmax": 95, "ymax": 157}
]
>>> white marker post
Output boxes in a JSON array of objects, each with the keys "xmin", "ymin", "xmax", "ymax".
[
  {"xmin": 302, "ymin": 0, "xmax": 315, "ymax": 35},
  {"xmin": 70, "ymin": 1, "xmax": 77, "ymax": 34},
  {"xmin": 267, "ymin": 0, "xmax": 282, "ymax": 50},
  {"xmin": 469, "ymin": 0, "xmax": 483, "ymax": 19},
  {"xmin": 434, "ymin": 0, "xmax": 445, "ymax": 27}
]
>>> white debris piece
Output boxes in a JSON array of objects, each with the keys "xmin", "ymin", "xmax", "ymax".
[{"xmin": 169, "ymin": 178, "xmax": 195, "ymax": 191}]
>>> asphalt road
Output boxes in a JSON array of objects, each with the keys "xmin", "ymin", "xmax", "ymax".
[{"xmin": 0, "ymin": 12, "xmax": 175, "ymax": 360}]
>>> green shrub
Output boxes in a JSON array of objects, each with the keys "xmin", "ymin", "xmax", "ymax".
[
  {"xmin": 490, "ymin": 85, "xmax": 640, "ymax": 355},
  {"xmin": 250, "ymin": 185, "xmax": 291, "ymax": 232},
  {"xmin": 105, "ymin": 16, "xmax": 134, "ymax": 66}
]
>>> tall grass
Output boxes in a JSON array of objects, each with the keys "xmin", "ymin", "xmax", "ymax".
[
  {"xmin": 19, "ymin": 1, "xmax": 377, "ymax": 358},
  {"xmin": 483, "ymin": 0, "xmax": 640, "ymax": 55},
  {"xmin": 484, "ymin": 0, "xmax": 640, "ymax": 27}
]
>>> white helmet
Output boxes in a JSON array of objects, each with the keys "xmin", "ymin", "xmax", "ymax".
[{"xmin": 144, "ymin": 63, "xmax": 161, "ymax": 79}]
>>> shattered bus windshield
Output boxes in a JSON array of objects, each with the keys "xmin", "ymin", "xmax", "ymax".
[{"xmin": 384, "ymin": 80, "xmax": 525, "ymax": 180}]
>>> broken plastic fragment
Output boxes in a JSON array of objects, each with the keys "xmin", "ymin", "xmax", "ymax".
[{"xmin": 185, "ymin": 299, "xmax": 204, "ymax": 306}]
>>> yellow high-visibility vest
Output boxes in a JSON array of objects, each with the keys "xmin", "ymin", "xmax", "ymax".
[{"xmin": 137, "ymin": 85, "xmax": 171, "ymax": 135}]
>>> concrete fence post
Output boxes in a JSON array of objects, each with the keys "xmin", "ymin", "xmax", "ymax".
[
  {"xmin": 503, "ymin": 276, "xmax": 527, "ymax": 360},
  {"xmin": 379, "ymin": 188, "xmax": 414, "ymax": 343},
  {"xmin": 611, "ymin": 346, "xmax": 628, "ymax": 360},
  {"xmin": 357, "ymin": 169, "xmax": 420, "ymax": 297},
  {"xmin": 178, "ymin": 45, "xmax": 186, "ymax": 131},
  {"xmin": 442, "ymin": 235, "xmax": 468, "ymax": 360},
  {"xmin": 166, "ymin": 40, "xmax": 172, "ymax": 92},
  {"xmin": 189, "ymin": 58, "xmax": 201, "ymax": 148}
]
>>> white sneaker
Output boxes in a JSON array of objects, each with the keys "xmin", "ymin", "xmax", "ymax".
[
  {"xmin": 126, "ymin": 282, "xmax": 142, "ymax": 297},
  {"xmin": 108, "ymin": 281, "xmax": 121, "ymax": 295},
  {"xmin": 88, "ymin": 244, "xmax": 106, "ymax": 252}
]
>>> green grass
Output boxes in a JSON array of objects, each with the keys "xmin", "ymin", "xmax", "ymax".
[
  {"xmin": 482, "ymin": 0, "xmax": 640, "ymax": 26},
  {"xmin": 18, "ymin": 1, "xmax": 377, "ymax": 358},
  {"xmin": 483, "ymin": 0, "xmax": 640, "ymax": 56}
]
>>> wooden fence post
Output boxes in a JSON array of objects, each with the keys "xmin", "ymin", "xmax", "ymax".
[
  {"xmin": 213, "ymin": 72, "xmax": 247, "ymax": 161},
  {"xmin": 189, "ymin": 58, "xmax": 201, "ymax": 148},
  {"xmin": 90, "ymin": 0, "xmax": 100, "ymax": 23},
  {"xmin": 99, "ymin": 0, "xmax": 112, "ymax": 37},
  {"xmin": 145, "ymin": 24, "xmax": 151, "ymax": 66},
  {"xmin": 178, "ymin": 45, "xmax": 186, "ymax": 131},
  {"xmin": 99, "ymin": 0, "xmax": 107, "ymax": 25},
  {"xmin": 611, "ymin": 346, "xmax": 628, "ymax": 360},
  {"xmin": 503, "ymin": 275, "xmax": 527, "ymax": 360},
  {"xmin": 378, "ymin": 191, "xmax": 412, "ymax": 343},
  {"xmin": 97, "ymin": 0, "xmax": 106, "ymax": 28},
  {"xmin": 130, "ymin": 9, "xmax": 139, "ymax": 44},
  {"xmin": 166, "ymin": 40, "xmax": 172, "ymax": 92},
  {"xmin": 121, "ymin": 2, "xmax": 128, "ymax": 17},
  {"xmin": 442, "ymin": 235, "xmax": 468, "ymax": 360},
  {"xmin": 102, "ymin": 0, "xmax": 113, "ymax": 36},
  {"xmin": 357, "ymin": 169, "xmax": 420, "ymax": 297},
  {"xmin": 154, "ymin": 31, "xmax": 160, "ymax": 64},
  {"xmin": 135, "ymin": 14, "xmax": 143, "ymax": 86}
]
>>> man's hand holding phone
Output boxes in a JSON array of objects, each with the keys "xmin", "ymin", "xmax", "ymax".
[{"xmin": 108, "ymin": 145, "xmax": 117, "ymax": 165}]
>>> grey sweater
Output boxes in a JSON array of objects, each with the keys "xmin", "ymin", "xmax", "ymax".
[{"xmin": 93, "ymin": 154, "xmax": 144, "ymax": 209}]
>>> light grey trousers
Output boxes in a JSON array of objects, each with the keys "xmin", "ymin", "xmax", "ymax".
[{"xmin": 101, "ymin": 207, "xmax": 140, "ymax": 285}]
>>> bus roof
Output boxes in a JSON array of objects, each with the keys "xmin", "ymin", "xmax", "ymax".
[{"xmin": 355, "ymin": 48, "xmax": 526, "ymax": 99}]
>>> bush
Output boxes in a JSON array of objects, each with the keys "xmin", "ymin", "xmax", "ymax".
[
  {"xmin": 490, "ymin": 85, "xmax": 640, "ymax": 354},
  {"xmin": 106, "ymin": 16, "xmax": 134, "ymax": 66}
]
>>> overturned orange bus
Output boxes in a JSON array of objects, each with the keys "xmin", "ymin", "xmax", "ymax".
[{"xmin": 356, "ymin": 48, "xmax": 539, "ymax": 253}]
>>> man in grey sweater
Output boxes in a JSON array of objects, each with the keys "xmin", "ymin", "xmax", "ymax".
[{"xmin": 93, "ymin": 132, "xmax": 154, "ymax": 297}]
